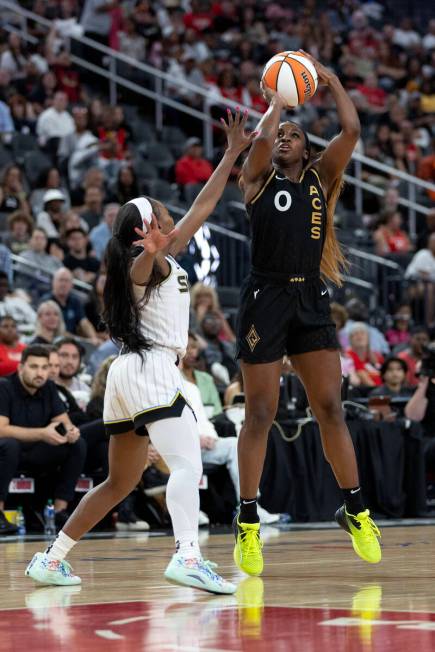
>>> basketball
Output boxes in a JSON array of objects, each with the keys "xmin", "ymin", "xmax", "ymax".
[{"xmin": 261, "ymin": 51, "xmax": 318, "ymax": 107}]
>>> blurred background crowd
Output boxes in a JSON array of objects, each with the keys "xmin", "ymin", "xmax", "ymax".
[{"xmin": 0, "ymin": 0, "xmax": 434, "ymax": 535}]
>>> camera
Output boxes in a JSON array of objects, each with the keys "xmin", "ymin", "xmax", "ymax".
[
  {"xmin": 419, "ymin": 343, "xmax": 435, "ymax": 379},
  {"xmin": 55, "ymin": 423, "xmax": 67, "ymax": 436}
]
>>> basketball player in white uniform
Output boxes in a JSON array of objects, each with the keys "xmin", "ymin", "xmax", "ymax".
[{"xmin": 26, "ymin": 109, "xmax": 256, "ymax": 594}]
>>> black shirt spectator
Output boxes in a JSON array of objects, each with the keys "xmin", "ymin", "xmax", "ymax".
[{"xmin": 0, "ymin": 345, "xmax": 86, "ymax": 529}]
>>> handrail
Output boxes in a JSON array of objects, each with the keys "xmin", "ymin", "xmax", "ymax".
[
  {"xmin": 346, "ymin": 247, "xmax": 401, "ymax": 271},
  {"xmin": 11, "ymin": 253, "xmax": 93, "ymax": 293},
  {"xmin": 1, "ymin": 0, "xmax": 434, "ymax": 195}
]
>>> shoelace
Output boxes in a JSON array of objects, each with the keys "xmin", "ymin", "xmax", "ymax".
[
  {"xmin": 58, "ymin": 560, "xmax": 75, "ymax": 576},
  {"xmin": 356, "ymin": 514, "xmax": 381, "ymax": 541},
  {"xmin": 198, "ymin": 559, "xmax": 227, "ymax": 584},
  {"xmin": 240, "ymin": 528, "xmax": 263, "ymax": 560}
]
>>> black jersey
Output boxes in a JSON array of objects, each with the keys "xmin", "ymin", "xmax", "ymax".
[{"xmin": 246, "ymin": 167, "xmax": 327, "ymax": 276}]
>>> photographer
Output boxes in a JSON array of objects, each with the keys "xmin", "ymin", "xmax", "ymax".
[
  {"xmin": 0, "ymin": 345, "xmax": 86, "ymax": 534},
  {"xmin": 405, "ymin": 344, "xmax": 435, "ymax": 472}
]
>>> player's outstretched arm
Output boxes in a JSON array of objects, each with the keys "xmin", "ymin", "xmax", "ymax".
[
  {"xmin": 168, "ymin": 109, "xmax": 256, "ymax": 257},
  {"xmin": 302, "ymin": 52, "xmax": 361, "ymax": 194},
  {"xmin": 241, "ymin": 85, "xmax": 287, "ymax": 192}
]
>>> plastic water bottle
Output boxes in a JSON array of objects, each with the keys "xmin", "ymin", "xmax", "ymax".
[
  {"xmin": 16, "ymin": 506, "xmax": 26, "ymax": 536},
  {"xmin": 44, "ymin": 500, "xmax": 56, "ymax": 536}
]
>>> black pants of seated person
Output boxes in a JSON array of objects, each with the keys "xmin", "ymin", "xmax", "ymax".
[
  {"xmin": 79, "ymin": 419, "xmax": 109, "ymax": 477},
  {"xmin": 0, "ymin": 437, "xmax": 87, "ymax": 504}
]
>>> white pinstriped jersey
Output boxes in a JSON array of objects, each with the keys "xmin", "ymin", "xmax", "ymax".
[{"xmin": 132, "ymin": 255, "xmax": 190, "ymax": 358}]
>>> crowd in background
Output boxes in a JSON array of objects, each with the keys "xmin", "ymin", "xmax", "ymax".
[{"xmin": 0, "ymin": 0, "xmax": 434, "ymax": 533}]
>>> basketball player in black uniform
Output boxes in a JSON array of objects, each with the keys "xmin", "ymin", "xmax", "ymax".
[{"xmin": 233, "ymin": 53, "xmax": 381, "ymax": 576}]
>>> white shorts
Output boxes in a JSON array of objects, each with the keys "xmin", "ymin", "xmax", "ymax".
[{"xmin": 103, "ymin": 347, "xmax": 191, "ymax": 436}]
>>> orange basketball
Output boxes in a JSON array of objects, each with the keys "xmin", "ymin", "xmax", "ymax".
[{"xmin": 262, "ymin": 51, "xmax": 318, "ymax": 107}]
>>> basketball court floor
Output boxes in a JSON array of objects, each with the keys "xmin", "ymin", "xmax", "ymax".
[{"xmin": 1, "ymin": 522, "xmax": 435, "ymax": 651}]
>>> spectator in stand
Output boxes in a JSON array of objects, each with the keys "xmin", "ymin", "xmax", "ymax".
[
  {"xmin": 30, "ymin": 167, "xmax": 71, "ymax": 217},
  {"xmin": 117, "ymin": 16, "xmax": 146, "ymax": 62},
  {"xmin": 0, "ymin": 272, "xmax": 36, "ymax": 330},
  {"xmin": 27, "ymin": 70, "xmax": 57, "ymax": 111},
  {"xmin": 2, "ymin": 211, "xmax": 33, "ymax": 255},
  {"xmin": 356, "ymin": 72, "xmax": 387, "ymax": 113},
  {"xmin": 369, "ymin": 357, "xmax": 413, "ymax": 398},
  {"xmin": 80, "ymin": 0, "xmax": 113, "ymax": 52},
  {"xmin": 96, "ymin": 106, "xmax": 129, "ymax": 181},
  {"xmin": 405, "ymin": 234, "xmax": 435, "ymax": 323},
  {"xmin": 344, "ymin": 298, "xmax": 390, "ymax": 355},
  {"xmin": 0, "ymin": 34, "xmax": 27, "ymax": 81},
  {"xmin": 63, "ymin": 228, "xmax": 100, "ymax": 284},
  {"xmin": 330, "ymin": 302, "xmax": 360, "ymax": 387},
  {"xmin": 190, "ymin": 282, "xmax": 235, "ymax": 341},
  {"xmin": 224, "ymin": 369, "xmax": 244, "ymax": 407},
  {"xmin": 36, "ymin": 91, "xmax": 75, "ymax": 146},
  {"xmin": 199, "ymin": 311, "xmax": 237, "ymax": 387},
  {"xmin": 0, "ymin": 247, "xmax": 12, "ymax": 285},
  {"xmin": 0, "ymin": 96, "xmax": 14, "ymax": 137},
  {"xmin": 216, "ymin": 69, "xmax": 243, "ymax": 104},
  {"xmin": 417, "ymin": 137, "xmax": 435, "ymax": 203},
  {"xmin": 241, "ymin": 77, "xmax": 268, "ymax": 113},
  {"xmin": 84, "ymin": 273, "xmax": 107, "ymax": 339},
  {"xmin": 109, "ymin": 166, "xmax": 139, "ymax": 206},
  {"xmin": 56, "ymin": 336, "xmax": 91, "ymax": 407},
  {"xmin": 51, "ymin": 50, "xmax": 83, "ymax": 104},
  {"xmin": 58, "ymin": 106, "xmax": 99, "ymax": 191},
  {"xmin": 405, "ymin": 368, "xmax": 435, "ymax": 475},
  {"xmin": 175, "ymin": 138, "xmax": 214, "ymax": 187},
  {"xmin": 89, "ymin": 202, "xmax": 119, "ymax": 261},
  {"xmin": 181, "ymin": 332, "xmax": 223, "ymax": 417},
  {"xmin": 31, "ymin": 300, "xmax": 66, "ymax": 345},
  {"xmin": 373, "ymin": 210, "xmax": 413, "ymax": 255},
  {"xmin": 8, "ymin": 94, "xmax": 36, "ymax": 135},
  {"xmin": 346, "ymin": 322, "xmax": 384, "ymax": 388},
  {"xmin": 0, "ymin": 345, "xmax": 86, "ymax": 533},
  {"xmin": 36, "ymin": 189, "xmax": 67, "ymax": 238},
  {"xmin": 18, "ymin": 227, "xmax": 62, "ymax": 275},
  {"xmin": 0, "ymin": 165, "xmax": 30, "ymax": 217},
  {"xmin": 398, "ymin": 327, "xmax": 430, "ymax": 387},
  {"xmin": 0, "ymin": 316, "xmax": 26, "ymax": 377},
  {"xmin": 43, "ymin": 267, "xmax": 99, "ymax": 344},
  {"xmin": 79, "ymin": 186, "xmax": 105, "ymax": 231},
  {"xmin": 183, "ymin": 0, "xmax": 215, "ymax": 33},
  {"xmin": 59, "ymin": 210, "xmax": 90, "ymax": 242},
  {"xmin": 385, "ymin": 304, "xmax": 412, "ymax": 350}
]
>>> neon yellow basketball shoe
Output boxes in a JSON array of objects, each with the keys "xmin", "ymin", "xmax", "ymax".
[
  {"xmin": 335, "ymin": 506, "xmax": 381, "ymax": 564},
  {"xmin": 233, "ymin": 515, "xmax": 263, "ymax": 576}
]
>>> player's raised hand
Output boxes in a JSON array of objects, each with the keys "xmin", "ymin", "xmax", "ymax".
[
  {"xmin": 299, "ymin": 50, "xmax": 336, "ymax": 86},
  {"xmin": 133, "ymin": 214, "xmax": 177, "ymax": 254},
  {"xmin": 221, "ymin": 108, "xmax": 258, "ymax": 154},
  {"xmin": 260, "ymin": 79, "xmax": 288, "ymax": 107}
]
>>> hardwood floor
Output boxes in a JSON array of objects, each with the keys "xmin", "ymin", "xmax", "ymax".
[{"xmin": 0, "ymin": 524, "xmax": 434, "ymax": 651}]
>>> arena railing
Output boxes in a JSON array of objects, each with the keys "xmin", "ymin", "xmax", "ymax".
[{"xmin": 1, "ymin": 0, "xmax": 434, "ymax": 243}]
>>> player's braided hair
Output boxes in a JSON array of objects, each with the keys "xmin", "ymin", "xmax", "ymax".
[{"xmin": 102, "ymin": 196, "xmax": 164, "ymax": 356}]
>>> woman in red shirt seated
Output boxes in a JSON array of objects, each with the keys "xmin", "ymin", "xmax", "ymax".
[
  {"xmin": 373, "ymin": 209, "xmax": 413, "ymax": 255},
  {"xmin": 346, "ymin": 322, "xmax": 384, "ymax": 387},
  {"xmin": 0, "ymin": 315, "xmax": 26, "ymax": 376}
]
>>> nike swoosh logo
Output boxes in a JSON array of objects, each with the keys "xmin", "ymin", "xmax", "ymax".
[
  {"xmin": 276, "ymin": 175, "xmax": 286, "ymax": 180},
  {"xmin": 321, "ymin": 289, "xmax": 328, "ymax": 296},
  {"xmin": 254, "ymin": 289, "xmax": 260, "ymax": 299},
  {"xmin": 350, "ymin": 488, "xmax": 361, "ymax": 494}
]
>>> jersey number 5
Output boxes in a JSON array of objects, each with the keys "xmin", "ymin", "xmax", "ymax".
[{"xmin": 177, "ymin": 275, "xmax": 189, "ymax": 293}]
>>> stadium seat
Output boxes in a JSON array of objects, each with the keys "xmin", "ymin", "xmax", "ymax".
[
  {"xmin": 11, "ymin": 133, "xmax": 38, "ymax": 164},
  {"xmin": 161, "ymin": 126, "xmax": 188, "ymax": 157},
  {"xmin": 23, "ymin": 151, "xmax": 52, "ymax": 188},
  {"xmin": 144, "ymin": 179, "xmax": 179, "ymax": 203},
  {"xmin": 144, "ymin": 143, "xmax": 175, "ymax": 171}
]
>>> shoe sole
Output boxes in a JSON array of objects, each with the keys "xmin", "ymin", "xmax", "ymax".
[{"xmin": 164, "ymin": 571, "xmax": 235, "ymax": 595}]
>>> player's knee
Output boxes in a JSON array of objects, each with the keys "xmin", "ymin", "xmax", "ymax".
[
  {"xmin": 244, "ymin": 401, "xmax": 276, "ymax": 433},
  {"xmin": 314, "ymin": 397, "xmax": 344, "ymax": 425},
  {"xmin": 105, "ymin": 471, "xmax": 141, "ymax": 498}
]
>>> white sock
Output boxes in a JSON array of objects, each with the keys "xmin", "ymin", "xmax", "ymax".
[
  {"xmin": 45, "ymin": 530, "xmax": 77, "ymax": 561},
  {"xmin": 176, "ymin": 534, "xmax": 201, "ymax": 559}
]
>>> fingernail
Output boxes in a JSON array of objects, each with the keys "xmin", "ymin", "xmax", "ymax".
[
  {"xmin": 227, "ymin": 107, "xmax": 231, "ymax": 112},
  {"xmin": 236, "ymin": 106, "xmax": 240, "ymax": 110}
]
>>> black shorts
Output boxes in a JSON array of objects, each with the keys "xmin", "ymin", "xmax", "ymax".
[{"xmin": 236, "ymin": 273, "xmax": 338, "ymax": 364}]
